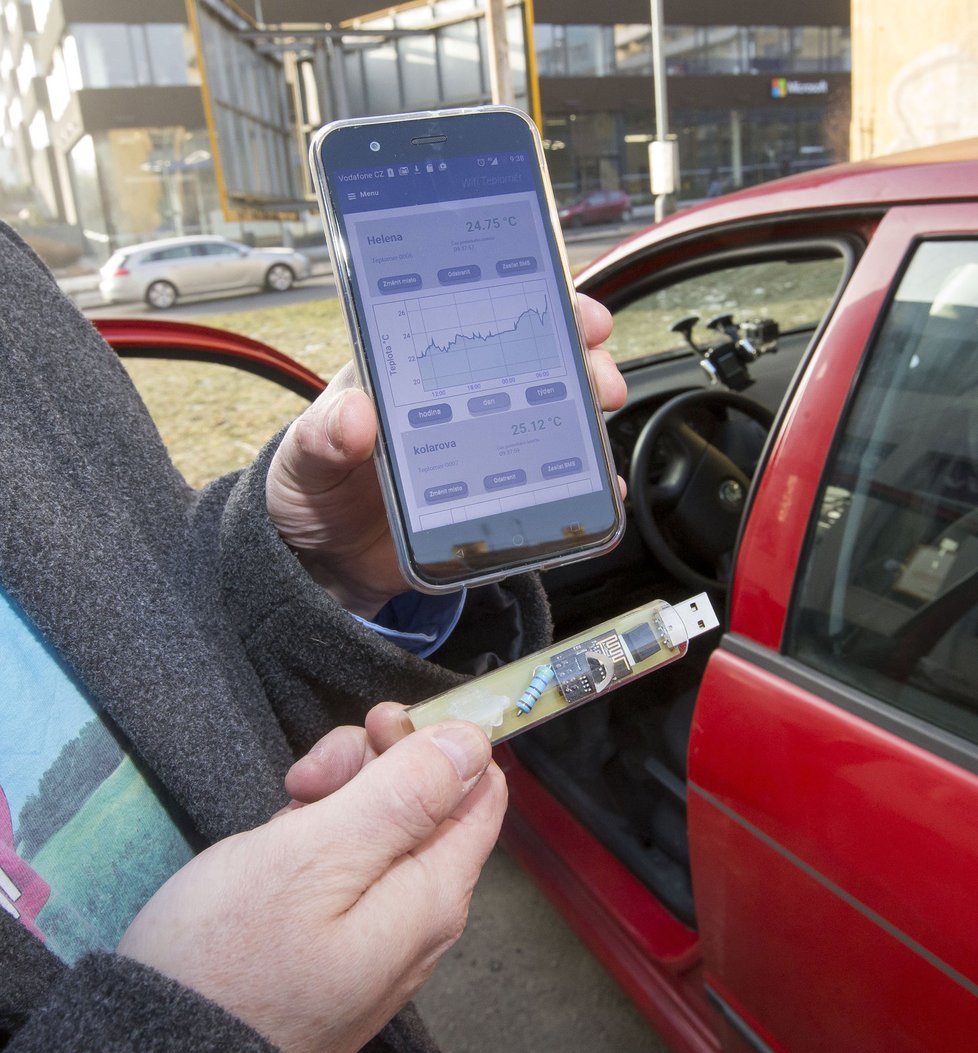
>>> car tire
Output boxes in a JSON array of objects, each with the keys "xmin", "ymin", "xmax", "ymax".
[
  {"xmin": 266, "ymin": 263, "xmax": 295, "ymax": 292},
  {"xmin": 145, "ymin": 280, "xmax": 177, "ymax": 310}
]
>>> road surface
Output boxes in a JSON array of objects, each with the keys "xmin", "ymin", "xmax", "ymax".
[{"xmin": 78, "ymin": 221, "xmax": 643, "ymax": 320}]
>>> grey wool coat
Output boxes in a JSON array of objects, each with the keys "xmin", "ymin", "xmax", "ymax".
[{"xmin": 0, "ymin": 222, "xmax": 552, "ymax": 1052}]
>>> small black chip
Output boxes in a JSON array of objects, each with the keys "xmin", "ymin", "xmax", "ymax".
[{"xmin": 622, "ymin": 622, "xmax": 660, "ymax": 663}]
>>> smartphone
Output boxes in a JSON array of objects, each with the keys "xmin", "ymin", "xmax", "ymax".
[{"xmin": 309, "ymin": 106, "xmax": 624, "ymax": 593}]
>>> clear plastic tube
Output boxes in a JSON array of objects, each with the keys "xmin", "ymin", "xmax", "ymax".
[{"xmin": 408, "ymin": 592, "xmax": 718, "ymax": 744}]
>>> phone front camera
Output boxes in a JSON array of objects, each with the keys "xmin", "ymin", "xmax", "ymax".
[{"xmin": 369, "ymin": 140, "xmax": 381, "ymax": 152}]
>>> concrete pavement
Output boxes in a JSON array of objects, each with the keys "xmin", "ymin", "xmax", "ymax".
[{"xmin": 415, "ymin": 847, "xmax": 669, "ymax": 1053}]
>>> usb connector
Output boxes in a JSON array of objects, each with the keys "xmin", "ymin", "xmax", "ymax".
[{"xmin": 659, "ymin": 592, "xmax": 720, "ymax": 648}]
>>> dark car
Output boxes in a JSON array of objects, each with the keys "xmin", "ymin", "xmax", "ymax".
[
  {"xmin": 558, "ymin": 189, "xmax": 632, "ymax": 228},
  {"xmin": 100, "ymin": 137, "xmax": 978, "ymax": 1053}
]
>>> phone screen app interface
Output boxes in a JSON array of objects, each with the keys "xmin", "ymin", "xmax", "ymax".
[{"xmin": 336, "ymin": 151, "xmax": 604, "ymax": 535}]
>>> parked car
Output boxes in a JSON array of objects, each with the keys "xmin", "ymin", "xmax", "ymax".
[
  {"xmin": 98, "ymin": 235, "xmax": 312, "ymax": 309},
  {"xmin": 558, "ymin": 188, "xmax": 632, "ymax": 228},
  {"xmin": 98, "ymin": 137, "xmax": 978, "ymax": 1053}
]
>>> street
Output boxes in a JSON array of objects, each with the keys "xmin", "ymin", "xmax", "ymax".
[{"xmin": 77, "ymin": 220, "xmax": 645, "ymax": 320}]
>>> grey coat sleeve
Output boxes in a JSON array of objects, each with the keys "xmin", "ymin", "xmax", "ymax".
[
  {"xmin": 0, "ymin": 222, "xmax": 453, "ymax": 1053},
  {"xmin": 0, "ymin": 886, "xmax": 439, "ymax": 1053},
  {"xmin": 194, "ymin": 429, "xmax": 554, "ymax": 754},
  {"xmin": 3, "ymin": 951, "xmax": 277, "ymax": 1053}
]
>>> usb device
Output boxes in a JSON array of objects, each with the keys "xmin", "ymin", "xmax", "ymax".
[{"xmin": 408, "ymin": 593, "xmax": 720, "ymax": 744}]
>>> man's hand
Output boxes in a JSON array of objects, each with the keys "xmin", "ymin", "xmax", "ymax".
[
  {"xmin": 118, "ymin": 714, "xmax": 504, "ymax": 1053},
  {"xmin": 266, "ymin": 294, "xmax": 627, "ymax": 618}
]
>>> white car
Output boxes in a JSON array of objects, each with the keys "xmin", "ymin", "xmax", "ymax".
[{"xmin": 98, "ymin": 235, "xmax": 312, "ymax": 309}]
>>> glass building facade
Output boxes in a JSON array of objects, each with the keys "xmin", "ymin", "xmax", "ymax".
[
  {"xmin": 336, "ymin": 0, "xmax": 528, "ymax": 120},
  {"xmin": 0, "ymin": 0, "xmax": 851, "ymax": 250},
  {"xmin": 535, "ymin": 19, "xmax": 851, "ymax": 203},
  {"xmin": 536, "ymin": 24, "xmax": 850, "ymax": 79}
]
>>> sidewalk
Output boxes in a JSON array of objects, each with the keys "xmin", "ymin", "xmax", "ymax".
[{"xmin": 59, "ymin": 270, "xmax": 102, "ymax": 309}]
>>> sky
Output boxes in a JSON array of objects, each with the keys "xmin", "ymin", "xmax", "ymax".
[{"xmin": 0, "ymin": 587, "xmax": 95, "ymax": 825}]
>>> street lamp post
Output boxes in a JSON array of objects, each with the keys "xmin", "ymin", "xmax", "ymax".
[
  {"xmin": 649, "ymin": 0, "xmax": 677, "ymax": 221},
  {"xmin": 485, "ymin": 0, "xmax": 515, "ymax": 106}
]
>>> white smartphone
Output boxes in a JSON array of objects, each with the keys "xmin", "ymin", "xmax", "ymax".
[{"xmin": 309, "ymin": 106, "xmax": 624, "ymax": 593}]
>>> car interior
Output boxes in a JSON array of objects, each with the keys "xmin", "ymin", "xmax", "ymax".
[{"xmin": 511, "ymin": 238, "xmax": 856, "ymax": 926}]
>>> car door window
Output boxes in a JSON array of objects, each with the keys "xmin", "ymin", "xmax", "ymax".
[
  {"xmin": 151, "ymin": 246, "xmax": 194, "ymax": 260},
  {"xmin": 603, "ymin": 253, "xmax": 845, "ymax": 364},
  {"xmin": 200, "ymin": 242, "xmax": 241, "ymax": 256},
  {"xmin": 788, "ymin": 239, "xmax": 978, "ymax": 740},
  {"xmin": 121, "ymin": 357, "xmax": 309, "ymax": 489}
]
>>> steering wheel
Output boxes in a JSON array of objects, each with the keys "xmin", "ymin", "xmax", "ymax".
[{"xmin": 628, "ymin": 389, "xmax": 774, "ymax": 593}]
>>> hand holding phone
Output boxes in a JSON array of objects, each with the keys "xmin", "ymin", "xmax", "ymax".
[
  {"xmin": 310, "ymin": 107, "xmax": 624, "ymax": 593},
  {"xmin": 266, "ymin": 297, "xmax": 625, "ymax": 618}
]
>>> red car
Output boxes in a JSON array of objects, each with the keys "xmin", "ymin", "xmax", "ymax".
[
  {"xmin": 558, "ymin": 188, "xmax": 632, "ymax": 228},
  {"xmin": 99, "ymin": 137, "xmax": 978, "ymax": 1052}
]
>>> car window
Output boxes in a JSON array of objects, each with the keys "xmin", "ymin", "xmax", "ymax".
[
  {"xmin": 788, "ymin": 239, "xmax": 978, "ymax": 740},
  {"xmin": 603, "ymin": 253, "xmax": 845, "ymax": 365},
  {"xmin": 121, "ymin": 357, "xmax": 309, "ymax": 488},
  {"xmin": 148, "ymin": 246, "xmax": 194, "ymax": 261},
  {"xmin": 200, "ymin": 242, "xmax": 240, "ymax": 256}
]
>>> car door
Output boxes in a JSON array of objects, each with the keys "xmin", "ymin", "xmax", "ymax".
[
  {"xmin": 688, "ymin": 202, "xmax": 978, "ymax": 1051},
  {"xmin": 591, "ymin": 191, "xmax": 611, "ymax": 222},
  {"xmin": 196, "ymin": 240, "xmax": 252, "ymax": 292},
  {"xmin": 97, "ymin": 319, "xmax": 324, "ymax": 487}
]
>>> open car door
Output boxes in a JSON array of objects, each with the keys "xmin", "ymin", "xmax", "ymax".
[{"xmin": 690, "ymin": 203, "xmax": 978, "ymax": 1051}]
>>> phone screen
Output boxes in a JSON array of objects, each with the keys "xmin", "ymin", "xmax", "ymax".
[{"xmin": 313, "ymin": 109, "xmax": 622, "ymax": 589}]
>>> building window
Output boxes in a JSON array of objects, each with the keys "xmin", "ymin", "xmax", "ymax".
[
  {"xmin": 28, "ymin": 110, "xmax": 47, "ymax": 150},
  {"xmin": 544, "ymin": 104, "xmax": 838, "ymax": 203},
  {"xmin": 536, "ymin": 23, "xmax": 850, "ymax": 78},
  {"xmin": 338, "ymin": 0, "xmax": 526, "ymax": 117},
  {"xmin": 67, "ymin": 24, "xmax": 198, "ymax": 89},
  {"xmin": 46, "ymin": 46, "xmax": 71, "ymax": 120},
  {"xmin": 16, "ymin": 44, "xmax": 34, "ymax": 94},
  {"xmin": 68, "ymin": 127, "xmax": 219, "ymax": 250},
  {"xmin": 30, "ymin": 0, "xmax": 50, "ymax": 35}
]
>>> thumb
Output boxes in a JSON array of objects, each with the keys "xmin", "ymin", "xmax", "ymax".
[
  {"xmin": 273, "ymin": 378, "xmax": 377, "ymax": 498},
  {"xmin": 295, "ymin": 721, "xmax": 493, "ymax": 904}
]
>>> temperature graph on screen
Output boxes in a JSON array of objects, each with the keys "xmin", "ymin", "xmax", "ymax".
[{"xmin": 374, "ymin": 280, "xmax": 565, "ymax": 400}]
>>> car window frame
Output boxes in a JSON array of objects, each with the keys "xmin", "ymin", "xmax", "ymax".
[{"xmin": 595, "ymin": 235, "xmax": 860, "ymax": 371}]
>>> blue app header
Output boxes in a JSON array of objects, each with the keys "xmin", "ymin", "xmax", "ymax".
[{"xmin": 333, "ymin": 153, "xmax": 537, "ymax": 213}]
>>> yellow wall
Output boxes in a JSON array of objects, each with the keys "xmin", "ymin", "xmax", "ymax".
[{"xmin": 851, "ymin": 0, "xmax": 978, "ymax": 158}]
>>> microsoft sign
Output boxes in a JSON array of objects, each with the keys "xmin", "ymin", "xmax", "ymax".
[{"xmin": 771, "ymin": 78, "xmax": 830, "ymax": 98}]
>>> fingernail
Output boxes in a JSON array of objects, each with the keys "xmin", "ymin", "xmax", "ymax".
[
  {"xmin": 431, "ymin": 725, "xmax": 489, "ymax": 782},
  {"xmin": 325, "ymin": 393, "xmax": 346, "ymax": 450}
]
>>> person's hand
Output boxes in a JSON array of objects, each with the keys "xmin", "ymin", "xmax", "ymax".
[
  {"xmin": 266, "ymin": 293, "xmax": 627, "ymax": 618},
  {"xmin": 118, "ymin": 713, "xmax": 505, "ymax": 1053},
  {"xmin": 283, "ymin": 700, "xmax": 416, "ymax": 806}
]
